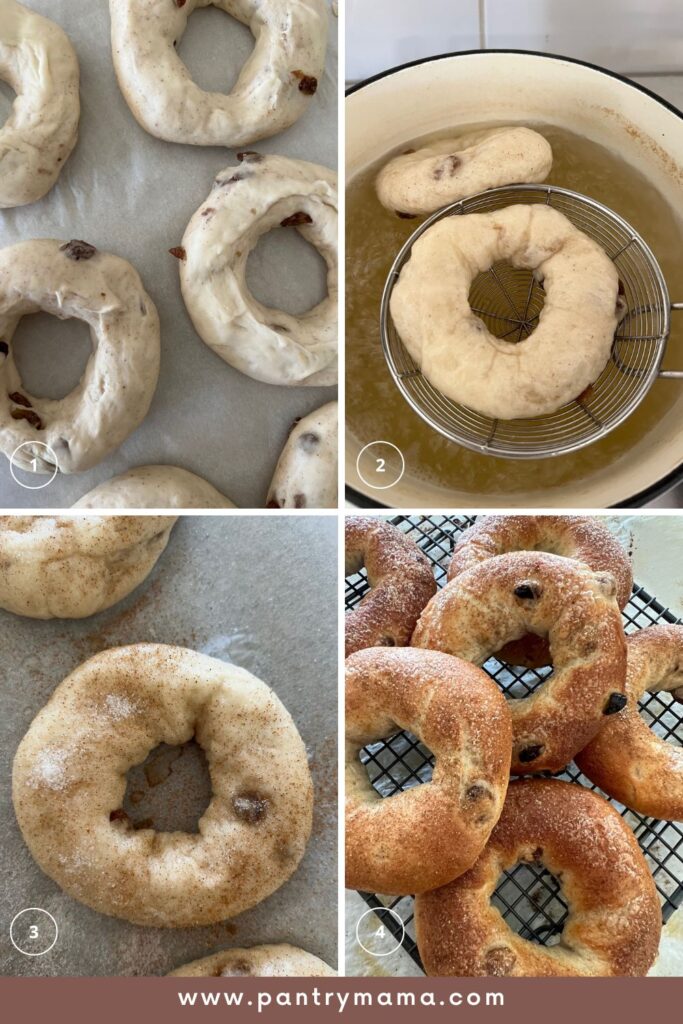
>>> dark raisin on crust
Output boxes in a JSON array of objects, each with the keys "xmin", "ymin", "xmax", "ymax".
[
  {"xmin": 604, "ymin": 692, "xmax": 628, "ymax": 715},
  {"xmin": 169, "ymin": 246, "xmax": 187, "ymax": 261},
  {"xmin": 281, "ymin": 211, "xmax": 313, "ymax": 227},
  {"xmin": 514, "ymin": 581, "xmax": 542, "ymax": 599},
  {"xmin": 232, "ymin": 792, "xmax": 268, "ymax": 824},
  {"xmin": 433, "ymin": 154, "xmax": 462, "ymax": 180},
  {"xmin": 484, "ymin": 947, "xmax": 517, "ymax": 976},
  {"xmin": 532, "ymin": 846, "xmax": 544, "ymax": 861},
  {"xmin": 11, "ymin": 408, "xmax": 43, "ymax": 429},
  {"xmin": 465, "ymin": 784, "xmax": 490, "ymax": 801},
  {"xmin": 200, "ymin": 208, "xmax": 216, "ymax": 218},
  {"xmin": 109, "ymin": 808, "xmax": 130, "ymax": 824},
  {"xmin": 237, "ymin": 151, "xmax": 264, "ymax": 163},
  {"xmin": 60, "ymin": 240, "xmax": 96, "ymax": 261},
  {"xmin": 298, "ymin": 431, "xmax": 320, "ymax": 454},
  {"xmin": 377, "ymin": 636, "xmax": 396, "ymax": 647},
  {"xmin": 395, "ymin": 210, "xmax": 417, "ymax": 219},
  {"xmin": 518, "ymin": 744, "xmax": 544, "ymax": 763},
  {"xmin": 176, "ymin": 0, "xmax": 187, "ymax": 7},
  {"xmin": 266, "ymin": 499, "xmax": 281, "ymax": 509},
  {"xmin": 292, "ymin": 70, "xmax": 318, "ymax": 95},
  {"xmin": 9, "ymin": 392, "xmax": 31, "ymax": 408},
  {"xmin": 293, "ymin": 493, "xmax": 306, "ymax": 509},
  {"xmin": 0, "ymin": 341, "xmax": 8, "ymax": 356}
]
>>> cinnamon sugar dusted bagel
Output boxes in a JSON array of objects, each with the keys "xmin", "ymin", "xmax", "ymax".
[
  {"xmin": 412, "ymin": 552, "xmax": 627, "ymax": 774},
  {"xmin": 448, "ymin": 516, "xmax": 633, "ymax": 667},
  {"xmin": 345, "ymin": 647, "xmax": 512, "ymax": 895},
  {"xmin": 13, "ymin": 644, "xmax": 313, "ymax": 927},
  {"xmin": 169, "ymin": 944, "xmax": 335, "ymax": 977},
  {"xmin": 576, "ymin": 624, "xmax": 683, "ymax": 821},
  {"xmin": 0, "ymin": 515, "xmax": 176, "ymax": 619},
  {"xmin": 415, "ymin": 779, "xmax": 661, "ymax": 976},
  {"xmin": 345, "ymin": 517, "xmax": 436, "ymax": 656}
]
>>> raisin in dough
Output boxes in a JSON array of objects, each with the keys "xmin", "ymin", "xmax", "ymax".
[
  {"xmin": 0, "ymin": 0, "xmax": 80, "ymax": 208},
  {"xmin": 0, "ymin": 239, "xmax": 160, "ymax": 474},
  {"xmin": 267, "ymin": 401, "xmax": 337, "ymax": 509},
  {"xmin": 169, "ymin": 944, "xmax": 335, "ymax": 977}
]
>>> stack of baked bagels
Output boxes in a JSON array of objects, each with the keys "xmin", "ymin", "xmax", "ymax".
[{"xmin": 345, "ymin": 515, "xmax": 683, "ymax": 977}]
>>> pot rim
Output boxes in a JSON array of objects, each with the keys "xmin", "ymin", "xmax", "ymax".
[{"xmin": 345, "ymin": 47, "xmax": 683, "ymax": 509}]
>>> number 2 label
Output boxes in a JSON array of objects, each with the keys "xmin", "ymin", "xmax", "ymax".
[{"xmin": 376, "ymin": 458, "xmax": 386, "ymax": 473}]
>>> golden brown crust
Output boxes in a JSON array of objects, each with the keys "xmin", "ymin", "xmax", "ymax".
[
  {"xmin": 345, "ymin": 647, "xmax": 511, "ymax": 895},
  {"xmin": 576, "ymin": 624, "xmax": 683, "ymax": 820},
  {"xmin": 448, "ymin": 516, "xmax": 632, "ymax": 668},
  {"xmin": 412, "ymin": 551, "xmax": 627, "ymax": 774},
  {"xmin": 345, "ymin": 517, "xmax": 436, "ymax": 656},
  {"xmin": 415, "ymin": 779, "xmax": 661, "ymax": 977}
]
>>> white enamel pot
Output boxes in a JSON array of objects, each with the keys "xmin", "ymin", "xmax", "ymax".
[{"xmin": 345, "ymin": 50, "xmax": 683, "ymax": 508}]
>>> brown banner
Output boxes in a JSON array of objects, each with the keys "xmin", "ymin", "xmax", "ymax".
[{"xmin": 1, "ymin": 977, "xmax": 681, "ymax": 1023}]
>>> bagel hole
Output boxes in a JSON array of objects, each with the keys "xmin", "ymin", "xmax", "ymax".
[
  {"xmin": 246, "ymin": 229, "xmax": 328, "ymax": 317},
  {"xmin": 491, "ymin": 861, "xmax": 568, "ymax": 947},
  {"xmin": 120, "ymin": 740, "xmax": 212, "ymax": 833},
  {"xmin": 0, "ymin": 80, "xmax": 16, "ymax": 128},
  {"xmin": 360, "ymin": 730, "xmax": 434, "ymax": 797},
  {"xmin": 177, "ymin": 4, "xmax": 253, "ymax": 94},
  {"xmin": 11, "ymin": 314, "xmax": 93, "ymax": 400},
  {"xmin": 468, "ymin": 263, "xmax": 545, "ymax": 344}
]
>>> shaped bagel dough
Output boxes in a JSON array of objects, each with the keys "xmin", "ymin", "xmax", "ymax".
[
  {"xmin": 110, "ymin": 0, "xmax": 328, "ymax": 147},
  {"xmin": 178, "ymin": 153, "xmax": 337, "ymax": 387},
  {"xmin": 0, "ymin": 0, "xmax": 80, "ymax": 208},
  {"xmin": 391, "ymin": 205, "xmax": 622, "ymax": 420},
  {"xmin": 376, "ymin": 127, "xmax": 552, "ymax": 217},
  {"xmin": 267, "ymin": 401, "xmax": 337, "ymax": 509},
  {"xmin": 0, "ymin": 240, "xmax": 160, "ymax": 474},
  {"xmin": 73, "ymin": 466, "xmax": 236, "ymax": 509}
]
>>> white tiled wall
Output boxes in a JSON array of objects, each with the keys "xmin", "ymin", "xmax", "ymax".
[{"xmin": 346, "ymin": 0, "xmax": 683, "ymax": 82}]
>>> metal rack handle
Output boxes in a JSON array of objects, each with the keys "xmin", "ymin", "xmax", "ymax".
[{"xmin": 659, "ymin": 303, "xmax": 683, "ymax": 378}]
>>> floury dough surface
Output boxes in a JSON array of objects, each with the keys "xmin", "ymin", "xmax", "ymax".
[
  {"xmin": 0, "ymin": 516, "xmax": 337, "ymax": 975},
  {"xmin": 0, "ymin": 0, "xmax": 337, "ymax": 508}
]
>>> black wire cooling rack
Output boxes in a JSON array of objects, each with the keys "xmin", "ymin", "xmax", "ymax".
[{"xmin": 345, "ymin": 514, "xmax": 683, "ymax": 972}]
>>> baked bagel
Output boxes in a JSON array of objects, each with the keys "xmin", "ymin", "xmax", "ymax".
[
  {"xmin": 415, "ymin": 779, "xmax": 661, "ymax": 976},
  {"xmin": 169, "ymin": 944, "xmax": 335, "ymax": 977},
  {"xmin": 0, "ymin": 515, "xmax": 175, "ymax": 619},
  {"xmin": 13, "ymin": 645, "xmax": 313, "ymax": 927},
  {"xmin": 448, "ymin": 516, "xmax": 632, "ymax": 667},
  {"xmin": 412, "ymin": 552, "xmax": 627, "ymax": 774},
  {"xmin": 576, "ymin": 624, "xmax": 683, "ymax": 821},
  {"xmin": 345, "ymin": 647, "xmax": 511, "ymax": 895},
  {"xmin": 345, "ymin": 517, "xmax": 436, "ymax": 656}
]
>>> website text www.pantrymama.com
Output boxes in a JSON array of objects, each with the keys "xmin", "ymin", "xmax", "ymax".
[{"xmin": 177, "ymin": 988, "xmax": 505, "ymax": 1013}]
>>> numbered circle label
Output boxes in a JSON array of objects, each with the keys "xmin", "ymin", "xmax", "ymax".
[
  {"xmin": 356, "ymin": 441, "xmax": 405, "ymax": 491},
  {"xmin": 355, "ymin": 906, "xmax": 404, "ymax": 957},
  {"xmin": 10, "ymin": 908, "xmax": 58, "ymax": 956},
  {"xmin": 10, "ymin": 442, "xmax": 59, "ymax": 489}
]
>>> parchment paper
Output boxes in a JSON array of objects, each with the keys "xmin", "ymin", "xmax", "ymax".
[
  {"xmin": 0, "ymin": 515, "xmax": 338, "ymax": 975},
  {"xmin": 0, "ymin": 0, "xmax": 338, "ymax": 509}
]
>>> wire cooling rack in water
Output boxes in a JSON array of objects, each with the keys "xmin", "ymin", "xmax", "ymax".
[{"xmin": 345, "ymin": 515, "xmax": 683, "ymax": 972}]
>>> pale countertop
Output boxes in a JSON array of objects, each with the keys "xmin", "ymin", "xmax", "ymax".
[{"xmin": 345, "ymin": 514, "xmax": 683, "ymax": 976}]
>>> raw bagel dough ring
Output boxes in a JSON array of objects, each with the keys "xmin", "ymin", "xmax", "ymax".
[
  {"xmin": 576, "ymin": 624, "xmax": 683, "ymax": 820},
  {"xmin": 110, "ymin": 0, "xmax": 328, "ymax": 147},
  {"xmin": 346, "ymin": 647, "xmax": 512, "ymax": 895},
  {"xmin": 415, "ymin": 779, "xmax": 661, "ymax": 977},
  {"xmin": 448, "ymin": 515, "xmax": 633, "ymax": 667},
  {"xmin": 0, "ymin": 239, "xmax": 160, "ymax": 474},
  {"xmin": 0, "ymin": 0, "xmax": 80, "ymax": 208},
  {"xmin": 391, "ymin": 204, "xmax": 622, "ymax": 420},
  {"xmin": 12, "ymin": 644, "xmax": 313, "ymax": 927},
  {"xmin": 345, "ymin": 517, "xmax": 436, "ymax": 656},
  {"xmin": 267, "ymin": 401, "xmax": 337, "ymax": 509},
  {"xmin": 412, "ymin": 551, "xmax": 627, "ymax": 774},
  {"xmin": 376, "ymin": 127, "xmax": 553, "ymax": 217},
  {"xmin": 169, "ymin": 944, "xmax": 336, "ymax": 977},
  {"xmin": 73, "ymin": 466, "xmax": 236, "ymax": 509},
  {"xmin": 0, "ymin": 515, "xmax": 175, "ymax": 618},
  {"xmin": 179, "ymin": 153, "xmax": 337, "ymax": 387}
]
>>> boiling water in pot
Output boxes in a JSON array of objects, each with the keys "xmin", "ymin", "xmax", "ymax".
[{"xmin": 346, "ymin": 123, "xmax": 683, "ymax": 498}]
